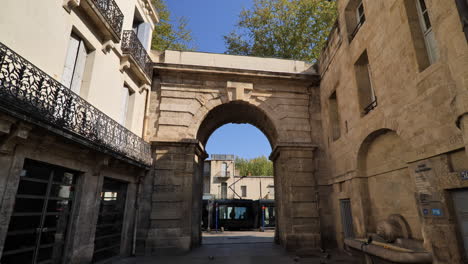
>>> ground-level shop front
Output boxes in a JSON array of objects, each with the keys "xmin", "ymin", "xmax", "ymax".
[{"xmin": 0, "ymin": 117, "xmax": 148, "ymax": 264}]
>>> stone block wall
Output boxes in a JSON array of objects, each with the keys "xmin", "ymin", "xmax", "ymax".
[{"xmin": 319, "ymin": 0, "xmax": 468, "ymax": 262}]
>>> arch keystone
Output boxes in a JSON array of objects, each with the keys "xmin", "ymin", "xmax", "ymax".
[{"xmin": 226, "ymin": 81, "xmax": 253, "ymax": 101}]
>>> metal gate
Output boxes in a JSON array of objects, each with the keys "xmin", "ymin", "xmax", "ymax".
[
  {"xmin": 0, "ymin": 159, "xmax": 77, "ymax": 264},
  {"xmin": 92, "ymin": 178, "xmax": 128, "ymax": 263},
  {"xmin": 452, "ymin": 189, "xmax": 468, "ymax": 258},
  {"xmin": 340, "ymin": 199, "xmax": 355, "ymax": 238}
]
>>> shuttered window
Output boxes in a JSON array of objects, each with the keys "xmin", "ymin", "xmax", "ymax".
[
  {"xmin": 120, "ymin": 86, "xmax": 130, "ymax": 126},
  {"xmin": 416, "ymin": 0, "xmax": 439, "ymax": 64},
  {"xmin": 62, "ymin": 34, "xmax": 88, "ymax": 94}
]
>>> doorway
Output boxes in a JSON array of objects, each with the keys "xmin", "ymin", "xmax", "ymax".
[
  {"xmin": 452, "ymin": 189, "xmax": 468, "ymax": 258},
  {"xmin": 92, "ymin": 178, "xmax": 128, "ymax": 263},
  {"xmin": 340, "ymin": 199, "xmax": 355, "ymax": 239},
  {"xmin": 0, "ymin": 159, "xmax": 77, "ymax": 264}
]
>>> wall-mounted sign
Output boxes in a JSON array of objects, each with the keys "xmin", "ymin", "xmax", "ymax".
[
  {"xmin": 460, "ymin": 171, "xmax": 468, "ymax": 180},
  {"xmin": 423, "ymin": 208, "xmax": 429, "ymax": 215},
  {"xmin": 432, "ymin": 208, "xmax": 442, "ymax": 216}
]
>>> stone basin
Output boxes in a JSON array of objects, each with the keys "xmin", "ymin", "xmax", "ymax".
[{"xmin": 345, "ymin": 238, "xmax": 432, "ymax": 263}]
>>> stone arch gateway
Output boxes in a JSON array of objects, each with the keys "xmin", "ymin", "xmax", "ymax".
[{"xmin": 137, "ymin": 51, "xmax": 325, "ymax": 254}]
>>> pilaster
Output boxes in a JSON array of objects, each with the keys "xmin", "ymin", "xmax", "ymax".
[
  {"xmin": 142, "ymin": 140, "xmax": 207, "ymax": 255},
  {"xmin": 270, "ymin": 143, "xmax": 321, "ymax": 253}
]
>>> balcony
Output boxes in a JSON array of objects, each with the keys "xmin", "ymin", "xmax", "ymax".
[
  {"xmin": 121, "ymin": 30, "xmax": 153, "ymax": 84},
  {"xmin": 214, "ymin": 171, "xmax": 231, "ymax": 181},
  {"xmin": 0, "ymin": 42, "xmax": 152, "ymax": 168},
  {"xmin": 63, "ymin": 0, "xmax": 124, "ymax": 43}
]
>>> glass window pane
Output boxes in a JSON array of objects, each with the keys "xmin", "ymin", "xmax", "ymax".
[
  {"xmin": 423, "ymin": 13, "xmax": 431, "ymax": 29},
  {"xmin": 53, "ymin": 172, "xmax": 74, "ymax": 185},
  {"xmin": 419, "ymin": 0, "xmax": 427, "ymax": 11},
  {"xmin": 8, "ymin": 215, "xmax": 41, "ymax": 231},
  {"xmin": 3, "ymin": 233, "xmax": 37, "ymax": 252},
  {"xmin": 17, "ymin": 180, "xmax": 48, "ymax": 196},
  {"xmin": 46, "ymin": 199, "xmax": 72, "ymax": 213},
  {"xmin": 13, "ymin": 198, "xmax": 45, "ymax": 213},
  {"xmin": 50, "ymin": 184, "xmax": 74, "ymax": 199},
  {"xmin": 0, "ymin": 249, "xmax": 34, "ymax": 264},
  {"xmin": 23, "ymin": 161, "xmax": 52, "ymax": 181}
]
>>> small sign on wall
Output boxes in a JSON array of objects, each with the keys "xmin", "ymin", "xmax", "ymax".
[
  {"xmin": 460, "ymin": 171, "xmax": 468, "ymax": 180},
  {"xmin": 431, "ymin": 208, "xmax": 443, "ymax": 216}
]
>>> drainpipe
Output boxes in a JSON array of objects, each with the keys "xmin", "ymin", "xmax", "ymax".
[
  {"xmin": 132, "ymin": 173, "xmax": 143, "ymax": 256},
  {"xmin": 142, "ymin": 88, "xmax": 151, "ymax": 139}
]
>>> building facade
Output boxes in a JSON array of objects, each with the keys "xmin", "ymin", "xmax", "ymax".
[
  {"xmin": 0, "ymin": 0, "xmax": 157, "ymax": 263},
  {"xmin": 203, "ymin": 154, "xmax": 274, "ymax": 200},
  {"xmin": 1, "ymin": 0, "xmax": 468, "ymax": 263},
  {"xmin": 319, "ymin": 0, "xmax": 468, "ymax": 263}
]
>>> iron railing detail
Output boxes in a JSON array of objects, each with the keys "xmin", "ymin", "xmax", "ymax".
[
  {"xmin": 121, "ymin": 30, "xmax": 153, "ymax": 79},
  {"xmin": 0, "ymin": 42, "xmax": 152, "ymax": 168},
  {"xmin": 90, "ymin": 0, "xmax": 124, "ymax": 37},
  {"xmin": 363, "ymin": 97, "xmax": 378, "ymax": 115},
  {"xmin": 350, "ymin": 16, "xmax": 366, "ymax": 41}
]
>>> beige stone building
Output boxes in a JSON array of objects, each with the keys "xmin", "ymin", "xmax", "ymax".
[
  {"xmin": 319, "ymin": 0, "xmax": 468, "ymax": 263},
  {"xmin": 0, "ymin": 0, "xmax": 157, "ymax": 263},
  {"xmin": 203, "ymin": 154, "xmax": 274, "ymax": 200},
  {"xmin": 1, "ymin": 0, "xmax": 468, "ymax": 263}
]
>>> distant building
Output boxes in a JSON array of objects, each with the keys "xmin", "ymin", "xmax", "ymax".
[{"xmin": 203, "ymin": 154, "xmax": 274, "ymax": 200}]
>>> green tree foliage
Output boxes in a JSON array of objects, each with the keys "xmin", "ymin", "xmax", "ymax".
[
  {"xmin": 224, "ymin": 0, "xmax": 337, "ymax": 62},
  {"xmin": 235, "ymin": 156, "xmax": 273, "ymax": 176},
  {"xmin": 151, "ymin": 0, "xmax": 195, "ymax": 51}
]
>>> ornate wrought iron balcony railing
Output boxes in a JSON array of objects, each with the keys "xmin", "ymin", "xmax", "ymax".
[
  {"xmin": 89, "ymin": 0, "xmax": 124, "ymax": 38},
  {"xmin": 121, "ymin": 30, "xmax": 153, "ymax": 79},
  {"xmin": 0, "ymin": 42, "xmax": 152, "ymax": 168}
]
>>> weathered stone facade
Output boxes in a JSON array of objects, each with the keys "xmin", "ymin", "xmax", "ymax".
[
  {"xmin": 1, "ymin": 0, "xmax": 468, "ymax": 263},
  {"xmin": 0, "ymin": 113, "xmax": 145, "ymax": 263},
  {"xmin": 320, "ymin": 0, "xmax": 468, "ymax": 263},
  {"xmin": 138, "ymin": 51, "xmax": 325, "ymax": 253}
]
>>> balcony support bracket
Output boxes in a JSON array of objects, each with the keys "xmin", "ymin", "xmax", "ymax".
[
  {"xmin": 63, "ymin": 0, "xmax": 81, "ymax": 13},
  {"xmin": 0, "ymin": 121, "xmax": 32, "ymax": 155},
  {"xmin": 102, "ymin": 40, "xmax": 115, "ymax": 54}
]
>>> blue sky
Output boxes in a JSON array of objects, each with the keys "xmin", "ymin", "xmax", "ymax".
[
  {"xmin": 205, "ymin": 124, "xmax": 272, "ymax": 159},
  {"xmin": 165, "ymin": 0, "xmax": 272, "ymax": 159},
  {"xmin": 166, "ymin": 0, "xmax": 253, "ymax": 53}
]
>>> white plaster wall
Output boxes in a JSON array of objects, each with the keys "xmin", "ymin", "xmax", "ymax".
[{"xmin": 0, "ymin": 0, "xmax": 154, "ymax": 137}]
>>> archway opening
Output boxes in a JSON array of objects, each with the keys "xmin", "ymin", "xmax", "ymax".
[{"xmin": 196, "ymin": 102, "xmax": 278, "ymax": 246}]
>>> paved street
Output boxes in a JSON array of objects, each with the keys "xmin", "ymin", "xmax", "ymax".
[{"xmin": 117, "ymin": 231, "xmax": 359, "ymax": 264}]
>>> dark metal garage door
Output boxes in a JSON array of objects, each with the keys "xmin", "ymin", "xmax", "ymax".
[{"xmin": 0, "ymin": 159, "xmax": 77, "ymax": 264}]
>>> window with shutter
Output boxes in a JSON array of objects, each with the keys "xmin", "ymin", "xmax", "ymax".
[
  {"xmin": 416, "ymin": 0, "xmax": 439, "ymax": 64},
  {"xmin": 62, "ymin": 34, "xmax": 88, "ymax": 95},
  {"xmin": 120, "ymin": 86, "xmax": 130, "ymax": 126}
]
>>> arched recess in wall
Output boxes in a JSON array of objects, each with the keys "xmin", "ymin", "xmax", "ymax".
[
  {"xmin": 196, "ymin": 101, "xmax": 278, "ymax": 148},
  {"xmin": 357, "ymin": 129, "xmax": 421, "ymax": 239}
]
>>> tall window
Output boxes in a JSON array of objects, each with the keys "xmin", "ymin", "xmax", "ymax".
[
  {"xmin": 329, "ymin": 91, "xmax": 341, "ymax": 141},
  {"xmin": 356, "ymin": 1, "xmax": 366, "ymax": 26},
  {"xmin": 221, "ymin": 182, "xmax": 227, "ymax": 199},
  {"xmin": 221, "ymin": 162, "xmax": 228, "ymax": 177},
  {"xmin": 62, "ymin": 34, "xmax": 88, "ymax": 94},
  {"xmin": 241, "ymin": 186, "xmax": 247, "ymax": 197},
  {"xmin": 204, "ymin": 162, "xmax": 210, "ymax": 176},
  {"xmin": 120, "ymin": 85, "xmax": 135, "ymax": 128},
  {"xmin": 132, "ymin": 10, "xmax": 151, "ymax": 50},
  {"xmin": 355, "ymin": 51, "xmax": 376, "ymax": 115},
  {"xmin": 416, "ymin": 0, "xmax": 438, "ymax": 64},
  {"xmin": 346, "ymin": 0, "xmax": 366, "ymax": 40}
]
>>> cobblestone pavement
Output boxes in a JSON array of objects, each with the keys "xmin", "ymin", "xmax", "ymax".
[{"xmin": 116, "ymin": 231, "xmax": 360, "ymax": 264}]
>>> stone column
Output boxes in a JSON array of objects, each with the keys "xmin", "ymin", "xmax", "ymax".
[
  {"xmin": 270, "ymin": 144, "xmax": 321, "ymax": 253},
  {"xmin": 143, "ymin": 140, "xmax": 206, "ymax": 254},
  {"xmin": 67, "ymin": 172, "xmax": 102, "ymax": 264}
]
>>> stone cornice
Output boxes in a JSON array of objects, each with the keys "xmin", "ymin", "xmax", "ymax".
[
  {"xmin": 154, "ymin": 63, "xmax": 321, "ymax": 85},
  {"xmin": 269, "ymin": 142, "xmax": 318, "ymax": 161}
]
